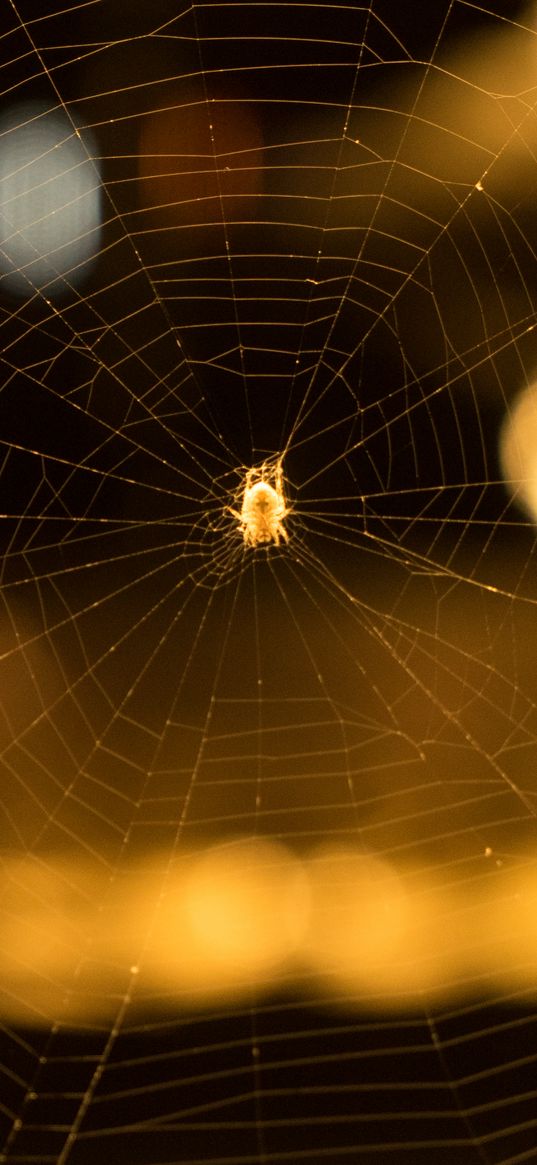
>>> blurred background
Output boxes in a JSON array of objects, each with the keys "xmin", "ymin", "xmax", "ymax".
[{"xmin": 2, "ymin": 1, "xmax": 537, "ymax": 1162}]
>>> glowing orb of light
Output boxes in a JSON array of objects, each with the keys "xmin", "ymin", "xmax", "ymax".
[
  {"xmin": 499, "ymin": 384, "xmax": 537, "ymax": 520},
  {"xmin": 137, "ymin": 84, "xmax": 264, "ymax": 235},
  {"xmin": 0, "ymin": 102, "xmax": 101, "ymax": 298},
  {"xmin": 147, "ymin": 839, "xmax": 310, "ymax": 1004}
]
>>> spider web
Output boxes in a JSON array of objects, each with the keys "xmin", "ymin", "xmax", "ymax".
[{"xmin": 1, "ymin": 1, "xmax": 537, "ymax": 1162}]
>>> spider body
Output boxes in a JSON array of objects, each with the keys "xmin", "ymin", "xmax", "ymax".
[{"xmin": 229, "ymin": 461, "xmax": 289, "ymax": 547}]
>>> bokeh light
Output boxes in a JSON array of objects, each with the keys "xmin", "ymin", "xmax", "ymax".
[
  {"xmin": 0, "ymin": 102, "xmax": 101, "ymax": 298},
  {"xmin": 499, "ymin": 384, "xmax": 537, "ymax": 520}
]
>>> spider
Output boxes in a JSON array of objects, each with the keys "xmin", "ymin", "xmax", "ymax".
[{"xmin": 229, "ymin": 460, "xmax": 290, "ymax": 547}]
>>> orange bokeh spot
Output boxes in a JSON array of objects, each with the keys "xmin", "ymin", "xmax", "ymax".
[{"xmin": 138, "ymin": 85, "xmax": 264, "ymax": 230}]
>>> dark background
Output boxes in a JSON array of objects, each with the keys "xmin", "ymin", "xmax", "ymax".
[{"xmin": 1, "ymin": 3, "xmax": 537, "ymax": 1163}]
